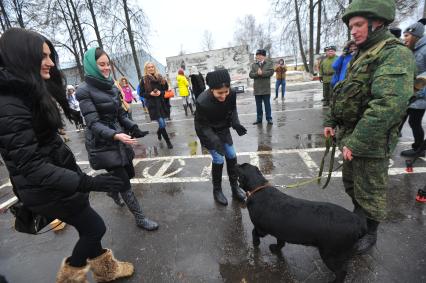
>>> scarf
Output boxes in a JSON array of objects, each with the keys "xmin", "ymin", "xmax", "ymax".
[{"xmin": 83, "ymin": 47, "xmax": 112, "ymax": 83}]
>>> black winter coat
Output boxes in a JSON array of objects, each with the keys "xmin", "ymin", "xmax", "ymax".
[
  {"xmin": 140, "ymin": 76, "xmax": 170, "ymax": 121},
  {"xmin": 189, "ymin": 73, "xmax": 206, "ymax": 98},
  {"xmin": 76, "ymin": 76, "xmax": 137, "ymax": 170},
  {"xmin": 0, "ymin": 68, "xmax": 88, "ymax": 219},
  {"xmin": 194, "ymin": 89, "xmax": 241, "ymax": 150}
]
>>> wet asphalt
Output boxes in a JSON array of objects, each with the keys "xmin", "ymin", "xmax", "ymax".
[{"xmin": 0, "ymin": 81, "xmax": 425, "ymax": 283}]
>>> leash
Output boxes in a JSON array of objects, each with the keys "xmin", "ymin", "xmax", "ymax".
[{"xmin": 276, "ymin": 136, "xmax": 342, "ymax": 190}]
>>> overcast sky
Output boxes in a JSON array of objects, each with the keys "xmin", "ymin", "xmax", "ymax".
[{"xmin": 140, "ymin": 0, "xmax": 271, "ymax": 65}]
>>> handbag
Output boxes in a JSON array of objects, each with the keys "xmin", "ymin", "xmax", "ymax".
[
  {"xmin": 9, "ymin": 202, "xmax": 55, "ymax": 235},
  {"xmin": 164, "ymin": 89, "xmax": 175, "ymax": 99}
]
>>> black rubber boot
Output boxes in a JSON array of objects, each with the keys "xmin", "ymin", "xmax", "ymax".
[
  {"xmin": 120, "ymin": 190, "xmax": 159, "ymax": 231},
  {"xmin": 160, "ymin": 128, "xmax": 173, "ymax": 149},
  {"xmin": 226, "ymin": 157, "xmax": 246, "ymax": 202},
  {"xmin": 157, "ymin": 128, "xmax": 162, "ymax": 141},
  {"xmin": 107, "ymin": 192, "xmax": 125, "ymax": 207},
  {"xmin": 212, "ymin": 163, "xmax": 228, "ymax": 206},
  {"xmin": 188, "ymin": 103, "xmax": 194, "ymax": 115},
  {"xmin": 356, "ymin": 218, "xmax": 379, "ymax": 255}
]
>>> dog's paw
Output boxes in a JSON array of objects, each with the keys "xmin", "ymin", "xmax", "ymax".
[
  {"xmin": 269, "ymin": 244, "xmax": 283, "ymax": 255},
  {"xmin": 253, "ymin": 238, "xmax": 260, "ymax": 247}
]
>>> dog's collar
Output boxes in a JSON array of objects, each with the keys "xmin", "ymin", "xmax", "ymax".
[{"xmin": 246, "ymin": 182, "xmax": 271, "ymax": 198}]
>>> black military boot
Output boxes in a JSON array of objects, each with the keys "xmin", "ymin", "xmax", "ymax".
[
  {"xmin": 107, "ymin": 192, "xmax": 125, "ymax": 207},
  {"xmin": 356, "ymin": 218, "xmax": 379, "ymax": 255},
  {"xmin": 160, "ymin": 128, "xmax": 173, "ymax": 149},
  {"xmin": 120, "ymin": 190, "xmax": 159, "ymax": 231},
  {"xmin": 212, "ymin": 163, "xmax": 228, "ymax": 206},
  {"xmin": 157, "ymin": 128, "xmax": 162, "ymax": 141},
  {"xmin": 226, "ymin": 157, "xmax": 246, "ymax": 202}
]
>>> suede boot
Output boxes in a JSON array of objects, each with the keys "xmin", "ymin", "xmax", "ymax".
[
  {"xmin": 88, "ymin": 249, "xmax": 133, "ymax": 282},
  {"xmin": 356, "ymin": 218, "xmax": 379, "ymax": 255},
  {"xmin": 160, "ymin": 128, "xmax": 173, "ymax": 149},
  {"xmin": 56, "ymin": 258, "xmax": 89, "ymax": 283},
  {"xmin": 212, "ymin": 163, "xmax": 228, "ymax": 205},
  {"xmin": 226, "ymin": 157, "xmax": 246, "ymax": 202},
  {"xmin": 107, "ymin": 192, "xmax": 125, "ymax": 207},
  {"xmin": 120, "ymin": 190, "xmax": 159, "ymax": 231}
]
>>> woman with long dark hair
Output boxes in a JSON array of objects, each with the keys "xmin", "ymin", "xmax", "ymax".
[
  {"xmin": 76, "ymin": 47, "xmax": 159, "ymax": 231},
  {"xmin": 0, "ymin": 28, "xmax": 134, "ymax": 282}
]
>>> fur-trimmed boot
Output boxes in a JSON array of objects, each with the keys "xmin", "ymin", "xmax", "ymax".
[
  {"xmin": 226, "ymin": 157, "xmax": 246, "ymax": 202},
  {"xmin": 160, "ymin": 128, "xmax": 173, "ymax": 149},
  {"xmin": 120, "ymin": 190, "xmax": 159, "ymax": 231},
  {"xmin": 88, "ymin": 249, "xmax": 134, "ymax": 282},
  {"xmin": 56, "ymin": 258, "xmax": 90, "ymax": 283},
  {"xmin": 212, "ymin": 163, "xmax": 228, "ymax": 206}
]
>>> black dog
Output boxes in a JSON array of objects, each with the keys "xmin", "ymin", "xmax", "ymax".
[{"xmin": 236, "ymin": 163, "xmax": 367, "ymax": 283}]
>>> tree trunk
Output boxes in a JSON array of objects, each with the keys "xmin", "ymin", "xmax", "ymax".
[
  {"xmin": 12, "ymin": 0, "xmax": 25, "ymax": 28},
  {"xmin": 0, "ymin": 0, "xmax": 12, "ymax": 29},
  {"xmin": 86, "ymin": 0, "xmax": 103, "ymax": 49},
  {"xmin": 423, "ymin": 0, "xmax": 426, "ymax": 18},
  {"xmin": 0, "ymin": 15, "xmax": 5, "ymax": 31},
  {"xmin": 295, "ymin": 0, "xmax": 309, "ymax": 73},
  {"xmin": 315, "ymin": 0, "xmax": 322, "ymax": 54},
  {"xmin": 347, "ymin": 0, "xmax": 352, "ymax": 40},
  {"xmin": 309, "ymin": 0, "xmax": 314, "ymax": 74},
  {"xmin": 58, "ymin": 0, "xmax": 84, "ymax": 80},
  {"xmin": 65, "ymin": 0, "xmax": 85, "ymax": 63},
  {"xmin": 69, "ymin": 0, "xmax": 87, "ymax": 51},
  {"xmin": 122, "ymin": 0, "xmax": 142, "ymax": 81}
]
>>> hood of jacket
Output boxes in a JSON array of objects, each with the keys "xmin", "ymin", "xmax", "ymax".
[{"xmin": 0, "ymin": 67, "xmax": 31, "ymax": 95}]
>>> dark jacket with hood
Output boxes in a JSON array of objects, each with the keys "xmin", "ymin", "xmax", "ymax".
[
  {"xmin": 76, "ymin": 76, "xmax": 137, "ymax": 170},
  {"xmin": 139, "ymin": 75, "xmax": 170, "ymax": 121},
  {"xmin": 189, "ymin": 73, "xmax": 206, "ymax": 98},
  {"xmin": 0, "ymin": 68, "xmax": 88, "ymax": 218},
  {"xmin": 194, "ymin": 89, "xmax": 241, "ymax": 150}
]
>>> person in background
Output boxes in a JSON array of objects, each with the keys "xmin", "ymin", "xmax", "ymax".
[
  {"xmin": 273, "ymin": 58, "xmax": 287, "ymax": 100},
  {"xmin": 319, "ymin": 46, "xmax": 338, "ymax": 106},
  {"xmin": 331, "ymin": 40, "xmax": 357, "ymax": 87},
  {"xmin": 194, "ymin": 69, "xmax": 247, "ymax": 206},
  {"xmin": 118, "ymin": 77, "xmax": 137, "ymax": 120},
  {"xmin": 77, "ymin": 47, "xmax": 159, "ymax": 231},
  {"xmin": 0, "ymin": 28, "xmax": 133, "ymax": 282},
  {"xmin": 66, "ymin": 85, "xmax": 84, "ymax": 131},
  {"xmin": 249, "ymin": 49, "xmax": 274, "ymax": 125},
  {"xmin": 399, "ymin": 19, "xmax": 426, "ymax": 158},
  {"xmin": 140, "ymin": 62, "xmax": 174, "ymax": 149},
  {"xmin": 189, "ymin": 66, "xmax": 206, "ymax": 100},
  {"xmin": 177, "ymin": 68, "xmax": 194, "ymax": 115}
]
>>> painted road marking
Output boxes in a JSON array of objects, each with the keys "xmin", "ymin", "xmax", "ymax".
[{"xmin": 1, "ymin": 146, "xmax": 425, "ymax": 209}]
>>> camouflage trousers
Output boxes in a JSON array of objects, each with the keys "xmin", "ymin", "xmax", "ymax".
[
  {"xmin": 342, "ymin": 157, "xmax": 389, "ymax": 221},
  {"xmin": 322, "ymin": 82, "xmax": 333, "ymax": 103}
]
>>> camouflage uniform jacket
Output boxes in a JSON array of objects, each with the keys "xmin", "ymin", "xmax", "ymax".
[
  {"xmin": 324, "ymin": 30, "xmax": 415, "ymax": 158},
  {"xmin": 319, "ymin": 55, "xmax": 338, "ymax": 83}
]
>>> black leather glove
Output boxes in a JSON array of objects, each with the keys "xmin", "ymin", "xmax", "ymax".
[
  {"xmin": 131, "ymin": 127, "xmax": 149, "ymax": 138},
  {"xmin": 78, "ymin": 173, "xmax": 124, "ymax": 193},
  {"xmin": 233, "ymin": 124, "xmax": 247, "ymax": 136}
]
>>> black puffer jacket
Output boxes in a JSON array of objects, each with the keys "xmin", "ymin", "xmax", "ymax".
[
  {"xmin": 0, "ymin": 68, "xmax": 88, "ymax": 218},
  {"xmin": 194, "ymin": 89, "xmax": 241, "ymax": 150},
  {"xmin": 76, "ymin": 76, "xmax": 137, "ymax": 170}
]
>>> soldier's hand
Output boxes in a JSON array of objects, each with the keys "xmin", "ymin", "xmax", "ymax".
[
  {"xmin": 343, "ymin": 146, "xmax": 353, "ymax": 161},
  {"xmin": 324, "ymin": 127, "xmax": 335, "ymax": 138}
]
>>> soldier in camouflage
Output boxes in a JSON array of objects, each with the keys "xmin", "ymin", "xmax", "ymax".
[
  {"xmin": 323, "ymin": 0, "xmax": 415, "ymax": 254},
  {"xmin": 319, "ymin": 46, "xmax": 338, "ymax": 106}
]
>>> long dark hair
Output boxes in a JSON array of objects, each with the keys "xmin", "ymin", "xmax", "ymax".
[{"xmin": 0, "ymin": 28, "xmax": 71, "ymax": 132}]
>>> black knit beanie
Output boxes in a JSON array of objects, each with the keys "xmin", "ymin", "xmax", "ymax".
[{"xmin": 206, "ymin": 69, "xmax": 231, "ymax": 89}]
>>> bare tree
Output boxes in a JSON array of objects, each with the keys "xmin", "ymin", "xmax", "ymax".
[
  {"xmin": 233, "ymin": 14, "xmax": 273, "ymax": 55},
  {"xmin": 201, "ymin": 30, "xmax": 214, "ymax": 51},
  {"xmin": 85, "ymin": 0, "xmax": 103, "ymax": 48}
]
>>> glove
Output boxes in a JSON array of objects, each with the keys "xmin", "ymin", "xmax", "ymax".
[
  {"xmin": 131, "ymin": 126, "xmax": 149, "ymax": 138},
  {"xmin": 78, "ymin": 173, "xmax": 124, "ymax": 193},
  {"xmin": 233, "ymin": 124, "xmax": 247, "ymax": 136}
]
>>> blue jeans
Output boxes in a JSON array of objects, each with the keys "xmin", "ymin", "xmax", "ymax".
[
  {"xmin": 209, "ymin": 143, "xmax": 236, "ymax": 164},
  {"xmin": 157, "ymin": 117, "xmax": 166, "ymax": 129},
  {"xmin": 275, "ymin": 79, "xmax": 286, "ymax": 98},
  {"xmin": 254, "ymin": 95, "xmax": 272, "ymax": 122}
]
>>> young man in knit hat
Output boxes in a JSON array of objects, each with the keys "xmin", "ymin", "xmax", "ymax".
[
  {"xmin": 319, "ymin": 46, "xmax": 338, "ymax": 106},
  {"xmin": 399, "ymin": 19, "xmax": 426, "ymax": 158},
  {"xmin": 249, "ymin": 49, "xmax": 274, "ymax": 125},
  {"xmin": 194, "ymin": 69, "xmax": 247, "ymax": 206}
]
